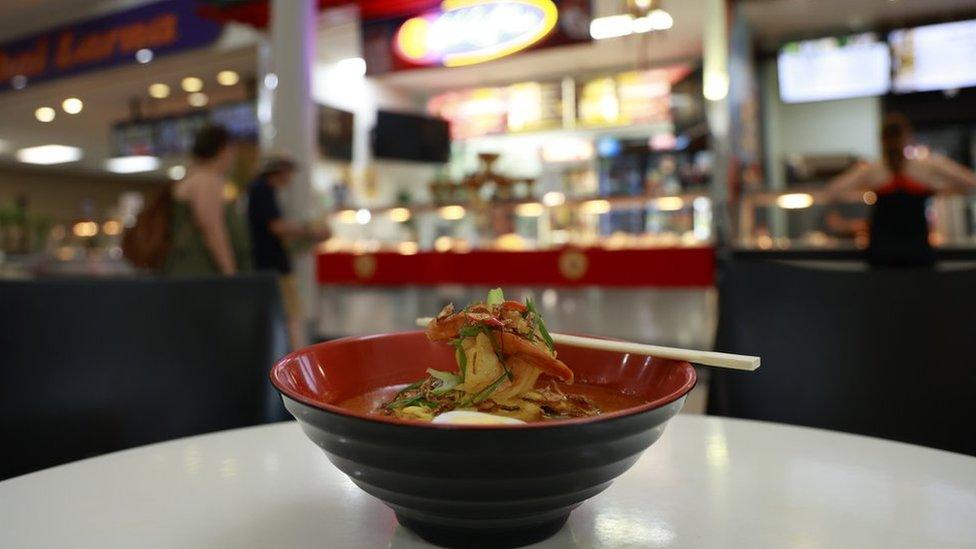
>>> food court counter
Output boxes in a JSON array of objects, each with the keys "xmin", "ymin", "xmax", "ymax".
[{"xmin": 314, "ymin": 247, "xmax": 717, "ymax": 349}]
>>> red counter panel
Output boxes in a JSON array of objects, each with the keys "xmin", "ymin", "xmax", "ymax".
[{"xmin": 316, "ymin": 247, "xmax": 715, "ymax": 288}]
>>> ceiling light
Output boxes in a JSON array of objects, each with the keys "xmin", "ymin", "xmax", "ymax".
[
  {"xmin": 655, "ymin": 196, "xmax": 684, "ymax": 211},
  {"xmin": 73, "ymin": 221, "xmax": 99, "ymax": 238},
  {"xmin": 11, "ymin": 74, "xmax": 27, "ymax": 90},
  {"xmin": 16, "ymin": 144, "xmax": 82, "ymax": 165},
  {"xmin": 217, "ymin": 70, "xmax": 240, "ymax": 86},
  {"xmin": 336, "ymin": 57, "xmax": 367, "ymax": 77},
  {"xmin": 388, "ymin": 207, "xmax": 411, "ymax": 222},
  {"xmin": 646, "ymin": 9, "xmax": 673, "ymax": 31},
  {"xmin": 62, "ymin": 97, "xmax": 83, "ymax": 114},
  {"xmin": 434, "ymin": 236, "xmax": 454, "ymax": 252},
  {"xmin": 776, "ymin": 193, "xmax": 814, "ymax": 209},
  {"xmin": 35, "ymin": 107, "xmax": 56, "ymax": 122},
  {"xmin": 397, "ymin": 241, "xmax": 419, "ymax": 255},
  {"xmin": 542, "ymin": 191, "xmax": 566, "ymax": 207},
  {"xmin": 355, "ymin": 208, "xmax": 371, "ymax": 225},
  {"xmin": 105, "ymin": 155, "xmax": 160, "ymax": 174},
  {"xmin": 515, "ymin": 202, "xmax": 545, "ymax": 217},
  {"xmin": 590, "ymin": 14, "xmax": 634, "ymax": 40},
  {"xmin": 181, "ymin": 77, "xmax": 203, "ymax": 93},
  {"xmin": 102, "ymin": 220, "xmax": 122, "ymax": 236},
  {"xmin": 135, "ymin": 48, "xmax": 154, "ymax": 63},
  {"xmin": 188, "ymin": 92, "xmax": 209, "ymax": 107},
  {"xmin": 590, "ymin": 9, "xmax": 672, "ymax": 40},
  {"xmin": 264, "ymin": 73, "xmax": 278, "ymax": 90},
  {"xmin": 704, "ymin": 72, "xmax": 729, "ymax": 101},
  {"xmin": 438, "ymin": 205, "xmax": 466, "ymax": 220},
  {"xmin": 148, "ymin": 83, "xmax": 170, "ymax": 98},
  {"xmin": 581, "ymin": 199, "xmax": 612, "ymax": 215},
  {"xmin": 168, "ymin": 165, "xmax": 186, "ymax": 180}
]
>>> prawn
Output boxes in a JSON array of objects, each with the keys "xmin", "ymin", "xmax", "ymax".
[
  {"xmin": 426, "ymin": 303, "xmax": 574, "ymax": 384},
  {"xmin": 426, "ymin": 304, "xmax": 503, "ymax": 341},
  {"xmin": 495, "ymin": 331, "xmax": 574, "ymax": 384}
]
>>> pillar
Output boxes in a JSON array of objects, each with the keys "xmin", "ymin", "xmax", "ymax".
[
  {"xmin": 264, "ymin": 0, "xmax": 317, "ymax": 344},
  {"xmin": 703, "ymin": 0, "xmax": 731, "ymax": 248}
]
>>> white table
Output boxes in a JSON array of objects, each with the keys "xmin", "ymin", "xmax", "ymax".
[{"xmin": 1, "ymin": 416, "xmax": 974, "ymax": 548}]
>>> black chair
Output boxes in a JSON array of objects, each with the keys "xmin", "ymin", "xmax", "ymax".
[
  {"xmin": 0, "ymin": 274, "xmax": 290, "ymax": 479},
  {"xmin": 708, "ymin": 259, "xmax": 976, "ymax": 456}
]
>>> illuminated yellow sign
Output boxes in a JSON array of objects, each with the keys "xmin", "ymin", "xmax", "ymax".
[{"xmin": 394, "ymin": 0, "xmax": 559, "ymax": 67}]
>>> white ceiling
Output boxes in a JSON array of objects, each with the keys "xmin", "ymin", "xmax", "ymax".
[
  {"xmin": 0, "ymin": 43, "xmax": 257, "ymax": 175},
  {"xmin": 1, "ymin": 0, "xmax": 974, "ymax": 177}
]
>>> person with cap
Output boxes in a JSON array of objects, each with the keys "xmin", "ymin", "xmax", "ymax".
[{"xmin": 247, "ymin": 155, "xmax": 330, "ymax": 349}]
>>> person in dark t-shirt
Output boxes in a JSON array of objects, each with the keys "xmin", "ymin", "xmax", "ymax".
[{"xmin": 247, "ymin": 155, "xmax": 330, "ymax": 348}]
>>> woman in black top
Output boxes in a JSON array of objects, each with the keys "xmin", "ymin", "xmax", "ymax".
[{"xmin": 826, "ymin": 114, "xmax": 976, "ymax": 267}]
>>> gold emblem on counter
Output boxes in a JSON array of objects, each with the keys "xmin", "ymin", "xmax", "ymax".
[
  {"xmin": 353, "ymin": 254, "xmax": 377, "ymax": 280},
  {"xmin": 558, "ymin": 250, "xmax": 588, "ymax": 280}
]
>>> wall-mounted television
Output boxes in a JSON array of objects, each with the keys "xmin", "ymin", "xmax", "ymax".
[
  {"xmin": 372, "ymin": 110, "xmax": 450, "ymax": 163},
  {"xmin": 777, "ymin": 33, "xmax": 890, "ymax": 103},
  {"xmin": 319, "ymin": 105, "xmax": 353, "ymax": 161},
  {"xmin": 890, "ymin": 19, "xmax": 976, "ymax": 94}
]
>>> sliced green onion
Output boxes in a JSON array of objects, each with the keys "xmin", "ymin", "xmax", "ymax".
[
  {"xmin": 385, "ymin": 394, "xmax": 427, "ymax": 410},
  {"xmin": 427, "ymin": 368, "xmax": 461, "ymax": 395},
  {"xmin": 486, "ymin": 287, "xmax": 505, "ymax": 306},
  {"xmin": 472, "ymin": 372, "xmax": 510, "ymax": 404},
  {"xmin": 391, "ymin": 379, "xmax": 423, "ymax": 400},
  {"xmin": 495, "ymin": 351, "xmax": 514, "ymax": 381},
  {"xmin": 526, "ymin": 298, "xmax": 555, "ymax": 354},
  {"xmin": 457, "ymin": 324, "xmax": 489, "ymax": 339},
  {"xmin": 458, "ymin": 371, "xmax": 510, "ymax": 407},
  {"xmin": 454, "ymin": 340, "xmax": 467, "ymax": 381}
]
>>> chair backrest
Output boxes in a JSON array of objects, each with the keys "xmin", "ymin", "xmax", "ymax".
[
  {"xmin": 708, "ymin": 260, "xmax": 976, "ymax": 456},
  {"xmin": 0, "ymin": 274, "xmax": 290, "ymax": 479}
]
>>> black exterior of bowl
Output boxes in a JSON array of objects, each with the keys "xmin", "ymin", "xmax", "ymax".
[{"xmin": 281, "ymin": 394, "xmax": 686, "ymax": 548}]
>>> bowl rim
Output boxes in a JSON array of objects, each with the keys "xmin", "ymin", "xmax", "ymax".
[{"xmin": 269, "ymin": 331, "xmax": 698, "ymax": 430}]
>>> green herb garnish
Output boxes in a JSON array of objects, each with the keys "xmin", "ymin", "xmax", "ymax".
[
  {"xmin": 486, "ymin": 287, "xmax": 505, "ymax": 306},
  {"xmin": 525, "ymin": 298, "xmax": 555, "ymax": 354},
  {"xmin": 427, "ymin": 368, "xmax": 461, "ymax": 395},
  {"xmin": 454, "ymin": 341, "xmax": 467, "ymax": 381},
  {"xmin": 457, "ymin": 324, "xmax": 490, "ymax": 339},
  {"xmin": 458, "ymin": 371, "xmax": 509, "ymax": 407},
  {"xmin": 384, "ymin": 394, "xmax": 428, "ymax": 410},
  {"xmin": 391, "ymin": 379, "xmax": 423, "ymax": 400}
]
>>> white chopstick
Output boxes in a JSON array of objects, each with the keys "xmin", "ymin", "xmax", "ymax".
[{"xmin": 415, "ymin": 318, "xmax": 760, "ymax": 371}]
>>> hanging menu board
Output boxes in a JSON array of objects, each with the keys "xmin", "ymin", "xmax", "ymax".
[
  {"xmin": 507, "ymin": 81, "xmax": 563, "ymax": 132},
  {"xmin": 778, "ymin": 33, "xmax": 891, "ymax": 103},
  {"xmin": 428, "ymin": 65, "xmax": 688, "ymax": 139},
  {"xmin": 890, "ymin": 20, "xmax": 976, "ymax": 94},
  {"xmin": 111, "ymin": 102, "xmax": 256, "ymax": 157},
  {"xmin": 428, "ymin": 81, "xmax": 562, "ymax": 139},
  {"xmin": 577, "ymin": 68, "xmax": 678, "ymax": 128}
]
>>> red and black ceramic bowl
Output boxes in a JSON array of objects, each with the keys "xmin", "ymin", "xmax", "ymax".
[{"xmin": 270, "ymin": 331, "xmax": 696, "ymax": 548}]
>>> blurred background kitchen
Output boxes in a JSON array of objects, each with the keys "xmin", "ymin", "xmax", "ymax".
[{"xmin": 2, "ymin": 0, "xmax": 976, "ymax": 478}]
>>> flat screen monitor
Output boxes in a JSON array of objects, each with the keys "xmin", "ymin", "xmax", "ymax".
[
  {"xmin": 372, "ymin": 110, "xmax": 450, "ymax": 163},
  {"xmin": 777, "ymin": 33, "xmax": 890, "ymax": 103},
  {"xmin": 319, "ymin": 105, "xmax": 353, "ymax": 161},
  {"xmin": 210, "ymin": 102, "xmax": 259, "ymax": 139},
  {"xmin": 890, "ymin": 19, "xmax": 976, "ymax": 94}
]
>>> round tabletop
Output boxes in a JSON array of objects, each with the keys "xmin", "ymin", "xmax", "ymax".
[{"xmin": 1, "ymin": 415, "xmax": 974, "ymax": 548}]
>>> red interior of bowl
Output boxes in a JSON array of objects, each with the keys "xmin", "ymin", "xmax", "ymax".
[{"xmin": 270, "ymin": 331, "xmax": 697, "ymax": 427}]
